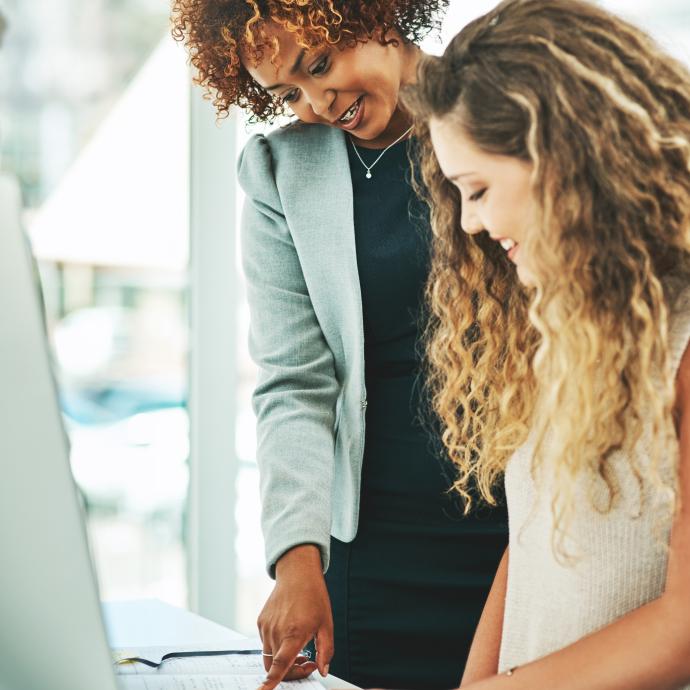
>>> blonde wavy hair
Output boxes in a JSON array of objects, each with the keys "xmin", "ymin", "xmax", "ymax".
[{"xmin": 402, "ymin": 0, "xmax": 690, "ymax": 549}]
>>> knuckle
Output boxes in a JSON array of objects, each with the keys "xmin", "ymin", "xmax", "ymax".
[
  {"xmin": 265, "ymin": 669, "xmax": 282, "ymax": 683},
  {"xmin": 282, "ymin": 624, "xmax": 301, "ymax": 639}
]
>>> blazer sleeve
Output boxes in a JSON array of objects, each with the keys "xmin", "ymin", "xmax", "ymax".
[{"xmin": 237, "ymin": 133, "xmax": 339, "ymax": 576}]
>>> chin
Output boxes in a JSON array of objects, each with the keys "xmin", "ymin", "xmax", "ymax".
[
  {"xmin": 356, "ymin": 120, "xmax": 383, "ymax": 140},
  {"xmin": 516, "ymin": 264, "xmax": 537, "ymax": 288},
  {"xmin": 361, "ymin": 109, "xmax": 396, "ymax": 140}
]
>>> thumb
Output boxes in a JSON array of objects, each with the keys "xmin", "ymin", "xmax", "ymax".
[{"xmin": 314, "ymin": 624, "xmax": 335, "ymax": 678}]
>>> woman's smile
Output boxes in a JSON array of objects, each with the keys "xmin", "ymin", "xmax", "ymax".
[
  {"xmin": 336, "ymin": 95, "xmax": 365, "ymax": 131},
  {"xmin": 241, "ymin": 22, "xmax": 420, "ymax": 148},
  {"xmin": 494, "ymin": 236, "xmax": 520, "ymax": 262}
]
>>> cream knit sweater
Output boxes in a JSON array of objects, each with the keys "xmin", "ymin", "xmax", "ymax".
[{"xmin": 498, "ymin": 282, "xmax": 690, "ymax": 685}]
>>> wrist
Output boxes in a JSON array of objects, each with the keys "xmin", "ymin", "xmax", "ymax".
[{"xmin": 275, "ymin": 544, "xmax": 323, "ymax": 580}]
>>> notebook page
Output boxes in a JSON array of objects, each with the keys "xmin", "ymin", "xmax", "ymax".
[{"xmin": 118, "ymin": 675, "xmax": 325, "ymax": 690}]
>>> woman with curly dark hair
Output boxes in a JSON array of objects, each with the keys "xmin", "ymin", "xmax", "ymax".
[{"xmin": 171, "ymin": 3, "xmax": 508, "ymax": 689}]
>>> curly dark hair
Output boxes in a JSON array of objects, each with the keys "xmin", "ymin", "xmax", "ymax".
[{"xmin": 171, "ymin": 0, "xmax": 447, "ymax": 122}]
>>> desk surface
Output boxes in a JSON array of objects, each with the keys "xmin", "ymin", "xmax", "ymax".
[{"xmin": 103, "ymin": 600, "xmax": 358, "ymax": 690}]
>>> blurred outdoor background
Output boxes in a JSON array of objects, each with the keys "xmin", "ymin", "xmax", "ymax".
[{"xmin": 0, "ymin": 0, "xmax": 688, "ymax": 635}]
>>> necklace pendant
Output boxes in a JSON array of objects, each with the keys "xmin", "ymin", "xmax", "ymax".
[{"xmin": 349, "ymin": 125, "xmax": 414, "ymax": 183}]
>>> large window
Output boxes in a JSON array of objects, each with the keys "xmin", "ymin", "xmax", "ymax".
[
  {"xmin": 438, "ymin": 1, "xmax": 690, "ymax": 59},
  {"xmin": 1, "ymin": 0, "xmax": 190, "ymax": 607}
]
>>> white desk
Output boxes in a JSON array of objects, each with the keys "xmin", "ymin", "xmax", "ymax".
[{"xmin": 103, "ymin": 600, "xmax": 358, "ymax": 690}]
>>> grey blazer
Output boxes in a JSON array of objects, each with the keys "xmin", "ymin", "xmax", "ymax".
[{"xmin": 238, "ymin": 122, "xmax": 368, "ymax": 574}]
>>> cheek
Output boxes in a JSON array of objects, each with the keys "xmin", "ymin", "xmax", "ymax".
[
  {"xmin": 482, "ymin": 201, "xmax": 510, "ymax": 237},
  {"xmin": 377, "ymin": 67, "xmax": 400, "ymax": 100},
  {"xmin": 352, "ymin": 51, "xmax": 397, "ymax": 98},
  {"xmin": 290, "ymin": 104, "xmax": 321, "ymax": 123},
  {"xmin": 503, "ymin": 193, "xmax": 534, "ymax": 242}
]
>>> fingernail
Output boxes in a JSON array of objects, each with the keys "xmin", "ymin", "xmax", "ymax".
[{"xmin": 323, "ymin": 664, "xmax": 330, "ymax": 677}]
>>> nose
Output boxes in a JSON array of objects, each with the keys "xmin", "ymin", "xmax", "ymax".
[
  {"xmin": 460, "ymin": 203, "xmax": 483, "ymax": 235},
  {"xmin": 303, "ymin": 84, "xmax": 336, "ymax": 118}
]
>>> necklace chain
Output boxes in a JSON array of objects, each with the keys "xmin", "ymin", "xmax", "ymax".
[{"xmin": 348, "ymin": 125, "xmax": 414, "ymax": 180}]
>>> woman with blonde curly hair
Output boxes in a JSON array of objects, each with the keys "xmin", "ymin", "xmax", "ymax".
[
  {"xmin": 403, "ymin": 0, "xmax": 690, "ymax": 687},
  {"xmin": 171, "ymin": 2, "xmax": 508, "ymax": 689}
]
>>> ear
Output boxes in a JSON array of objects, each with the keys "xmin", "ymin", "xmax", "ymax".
[{"xmin": 376, "ymin": 25, "xmax": 404, "ymax": 47}]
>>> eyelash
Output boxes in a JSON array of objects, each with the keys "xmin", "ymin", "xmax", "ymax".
[
  {"xmin": 282, "ymin": 89, "xmax": 299, "ymax": 104},
  {"xmin": 469, "ymin": 188, "xmax": 487, "ymax": 202},
  {"xmin": 311, "ymin": 55, "xmax": 329, "ymax": 76},
  {"xmin": 280, "ymin": 55, "xmax": 330, "ymax": 104}
]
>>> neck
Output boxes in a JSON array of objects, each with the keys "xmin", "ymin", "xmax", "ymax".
[{"xmin": 352, "ymin": 44, "xmax": 424, "ymax": 150}]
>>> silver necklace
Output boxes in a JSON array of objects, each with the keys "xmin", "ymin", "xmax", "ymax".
[{"xmin": 348, "ymin": 125, "xmax": 414, "ymax": 180}]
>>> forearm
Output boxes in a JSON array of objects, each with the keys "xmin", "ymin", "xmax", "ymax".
[
  {"xmin": 275, "ymin": 543, "xmax": 324, "ymax": 579},
  {"xmin": 257, "ymin": 408, "xmax": 337, "ymax": 576},
  {"xmin": 260, "ymin": 482, "xmax": 333, "ymax": 578},
  {"xmin": 461, "ymin": 547, "xmax": 509, "ymax": 686},
  {"xmin": 463, "ymin": 594, "xmax": 690, "ymax": 690},
  {"xmin": 254, "ymin": 365, "xmax": 340, "ymax": 576}
]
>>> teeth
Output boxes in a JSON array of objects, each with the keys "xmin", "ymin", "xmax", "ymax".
[
  {"xmin": 339, "ymin": 99, "xmax": 360, "ymax": 123},
  {"xmin": 500, "ymin": 238, "xmax": 516, "ymax": 251}
]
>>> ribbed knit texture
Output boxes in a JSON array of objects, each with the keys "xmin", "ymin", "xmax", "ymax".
[{"xmin": 499, "ymin": 281, "xmax": 690, "ymax": 680}]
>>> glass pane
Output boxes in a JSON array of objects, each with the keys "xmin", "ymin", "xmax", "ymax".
[
  {"xmin": 235, "ymin": 120, "xmax": 273, "ymax": 634},
  {"xmin": 431, "ymin": 1, "xmax": 690, "ymax": 60},
  {"xmin": 1, "ymin": 0, "xmax": 190, "ymax": 607}
]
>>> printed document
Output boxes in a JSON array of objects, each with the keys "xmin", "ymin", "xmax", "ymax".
[{"xmin": 113, "ymin": 644, "xmax": 325, "ymax": 690}]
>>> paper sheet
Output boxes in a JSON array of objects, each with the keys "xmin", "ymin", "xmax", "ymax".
[
  {"xmin": 118, "ymin": 675, "xmax": 326, "ymax": 690},
  {"xmin": 112, "ymin": 641, "xmax": 325, "ymax": 690}
]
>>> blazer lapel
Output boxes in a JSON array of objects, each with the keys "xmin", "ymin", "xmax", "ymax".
[{"xmin": 272, "ymin": 124, "xmax": 363, "ymax": 360}]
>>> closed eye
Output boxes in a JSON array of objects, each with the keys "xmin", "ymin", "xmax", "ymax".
[
  {"xmin": 469, "ymin": 188, "xmax": 487, "ymax": 202},
  {"xmin": 310, "ymin": 55, "xmax": 329, "ymax": 76},
  {"xmin": 281, "ymin": 88, "xmax": 300, "ymax": 104},
  {"xmin": 280, "ymin": 54, "xmax": 329, "ymax": 104}
]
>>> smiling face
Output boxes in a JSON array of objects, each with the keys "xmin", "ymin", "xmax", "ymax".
[
  {"xmin": 241, "ymin": 22, "xmax": 420, "ymax": 148},
  {"xmin": 429, "ymin": 115, "xmax": 539, "ymax": 285}
]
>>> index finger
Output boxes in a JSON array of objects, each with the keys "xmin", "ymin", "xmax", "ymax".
[{"xmin": 260, "ymin": 637, "xmax": 307, "ymax": 690}]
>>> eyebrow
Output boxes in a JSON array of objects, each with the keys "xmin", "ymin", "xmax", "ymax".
[
  {"xmin": 448, "ymin": 172, "xmax": 477, "ymax": 182},
  {"xmin": 263, "ymin": 49, "xmax": 307, "ymax": 91}
]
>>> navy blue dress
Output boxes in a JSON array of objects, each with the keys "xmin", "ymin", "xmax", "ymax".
[{"xmin": 318, "ymin": 137, "xmax": 508, "ymax": 690}]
